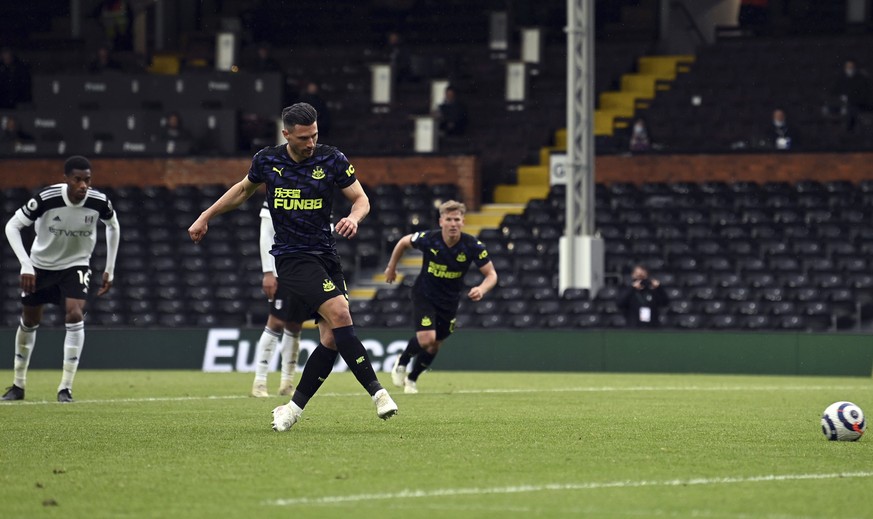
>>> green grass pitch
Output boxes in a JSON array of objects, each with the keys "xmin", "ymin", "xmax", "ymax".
[{"xmin": 1, "ymin": 370, "xmax": 871, "ymax": 518}]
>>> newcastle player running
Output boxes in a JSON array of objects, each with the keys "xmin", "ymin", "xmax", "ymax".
[
  {"xmin": 2, "ymin": 156, "xmax": 120, "ymax": 402},
  {"xmin": 384, "ymin": 200, "xmax": 497, "ymax": 393},
  {"xmin": 189, "ymin": 103, "xmax": 397, "ymax": 431}
]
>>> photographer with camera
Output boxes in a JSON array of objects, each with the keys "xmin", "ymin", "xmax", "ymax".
[{"xmin": 617, "ymin": 264, "xmax": 669, "ymax": 328}]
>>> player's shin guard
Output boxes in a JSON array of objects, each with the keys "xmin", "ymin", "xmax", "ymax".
[
  {"xmin": 59, "ymin": 321, "xmax": 84, "ymax": 392},
  {"xmin": 254, "ymin": 327, "xmax": 281, "ymax": 383},
  {"xmin": 397, "ymin": 336, "xmax": 423, "ymax": 367},
  {"xmin": 291, "ymin": 344, "xmax": 338, "ymax": 409},
  {"xmin": 408, "ymin": 350, "xmax": 437, "ymax": 382},
  {"xmin": 13, "ymin": 319, "xmax": 38, "ymax": 388},
  {"xmin": 280, "ymin": 330, "xmax": 300, "ymax": 383},
  {"xmin": 333, "ymin": 325, "xmax": 383, "ymax": 396}
]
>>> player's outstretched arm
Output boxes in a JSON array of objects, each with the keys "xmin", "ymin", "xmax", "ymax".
[
  {"xmin": 468, "ymin": 262, "xmax": 498, "ymax": 301},
  {"xmin": 384, "ymin": 234, "xmax": 413, "ymax": 283},
  {"xmin": 335, "ymin": 180, "xmax": 369, "ymax": 239},
  {"xmin": 189, "ymin": 177, "xmax": 259, "ymax": 243}
]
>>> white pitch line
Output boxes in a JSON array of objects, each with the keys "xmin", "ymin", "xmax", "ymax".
[
  {"xmin": 5, "ymin": 395, "xmax": 249, "ymax": 406},
  {"xmin": 266, "ymin": 471, "xmax": 873, "ymax": 507},
  {"xmin": 450, "ymin": 385, "xmax": 872, "ymax": 395},
  {"xmin": 2, "ymin": 384, "xmax": 868, "ymax": 406}
]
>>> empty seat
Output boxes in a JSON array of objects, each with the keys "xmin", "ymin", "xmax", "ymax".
[
  {"xmin": 572, "ymin": 314, "xmax": 604, "ymax": 328},
  {"xmin": 561, "ymin": 288, "xmax": 590, "ymax": 300},
  {"xmin": 670, "ymin": 314, "xmax": 705, "ymax": 329},
  {"xmin": 742, "ymin": 314, "xmax": 773, "ymax": 330},
  {"xmin": 710, "ymin": 314, "xmax": 739, "ymax": 329}
]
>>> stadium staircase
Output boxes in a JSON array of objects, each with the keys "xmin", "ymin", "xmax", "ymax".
[{"xmin": 595, "ymin": 54, "xmax": 694, "ymax": 137}]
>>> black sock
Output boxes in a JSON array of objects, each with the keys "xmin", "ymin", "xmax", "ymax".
[
  {"xmin": 333, "ymin": 325, "xmax": 383, "ymax": 396},
  {"xmin": 398, "ymin": 336, "xmax": 423, "ymax": 366},
  {"xmin": 291, "ymin": 344, "xmax": 338, "ymax": 409},
  {"xmin": 408, "ymin": 350, "xmax": 437, "ymax": 382}
]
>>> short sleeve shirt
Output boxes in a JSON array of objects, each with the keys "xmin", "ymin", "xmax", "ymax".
[{"xmin": 248, "ymin": 143, "xmax": 356, "ymax": 256}]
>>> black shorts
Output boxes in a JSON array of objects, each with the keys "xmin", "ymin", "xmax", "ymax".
[
  {"xmin": 412, "ymin": 292, "xmax": 458, "ymax": 341},
  {"xmin": 21, "ymin": 266, "xmax": 92, "ymax": 307},
  {"xmin": 271, "ymin": 253, "xmax": 347, "ymax": 323}
]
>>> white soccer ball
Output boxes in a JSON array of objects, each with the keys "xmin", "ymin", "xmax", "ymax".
[{"xmin": 821, "ymin": 401, "xmax": 866, "ymax": 441}]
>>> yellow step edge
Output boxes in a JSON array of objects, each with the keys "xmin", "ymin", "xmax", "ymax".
[
  {"xmin": 464, "ymin": 224, "xmax": 483, "ymax": 236},
  {"xmin": 464, "ymin": 213, "xmax": 504, "ymax": 227},
  {"xmin": 517, "ymin": 167, "xmax": 549, "ymax": 187},
  {"xmin": 599, "ymin": 92, "xmax": 637, "ymax": 113},
  {"xmin": 595, "ymin": 110, "xmax": 618, "ymax": 136},
  {"xmin": 539, "ymin": 147, "xmax": 551, "ymax": 165},
  {"xmin": 400, "ymin": 256, "xmax": 422, "ymax": 267},
  {"xmin": 493, "ymin": 185, "xmax": 550, "ymax": 204},
  {"xmin": 620, "ymin": 73, "xmax": 657, "ymax": 98},
  {"xmin": 348, "ymin": 287, "xmax": 377, "ymax": 299},
  {"xmin": 638, "ymin": 55, "xmax": 695, "ymax": 81},
  {"xmin": 479, "ymin": 203, "xmax": 525, "ymax": 215},
  {"xmin": 371, "ymin": 272, "xmax": 403, "ymax": 284}
]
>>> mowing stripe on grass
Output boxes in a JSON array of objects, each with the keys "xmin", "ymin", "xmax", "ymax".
[
  {"xmin": 266, "ymin": 471, "xmax": 873, "ymax": 506},
  {"xmin": 4, "ymin": 384, "xmax": 868, "ymax": 406}
]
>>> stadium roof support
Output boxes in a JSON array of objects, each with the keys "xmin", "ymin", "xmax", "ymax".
[{"xmin": 559, "ymin": 0, "xmax": 605, "ymax": 296}]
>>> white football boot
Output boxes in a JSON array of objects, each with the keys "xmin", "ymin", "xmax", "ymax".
[
  {"xmin": 373, "ymin": 389, "xmax": 398, "ymax": 420},
  {"xmin": 404, "ymin": 377, "xmax": 418, "ymax": 394},
  {"xmin": 390, "ymin": 357, "xmax": 407, "ymax": 388},
  {"xmin": 271, "ymin": 403, "xmax": 302, "ymax": 432}
]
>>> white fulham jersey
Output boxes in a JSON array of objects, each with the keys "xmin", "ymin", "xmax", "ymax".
[{"xmin": 14, "ymin": 183, "xmax": 116, "ymax": 271}]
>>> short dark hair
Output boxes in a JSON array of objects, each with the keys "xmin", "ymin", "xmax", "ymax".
[
  {"xmin": 64, "ymin": 155, "xmax": 91, "ymax": 175},
  {"xmin": 281, "ymin": 103, "xmax": 318, "ymax": 129}
]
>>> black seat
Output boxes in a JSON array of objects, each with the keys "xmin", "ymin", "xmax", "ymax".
[
  {"xmin": 562, "ymin": 288, "xmax": 590, "ymax": 300},
  {"xmin": 702, "ymin": 300, "xmax": 727, "ymax": 315},
  {"xmin": 529, "ymin": 287, "xmax": 556, "ymax": 301},
  {"xmin": 678, "ymin": 271, "xmax": 708, "ymax": 287},
  {"xmin": 594, "ymin": 286, "xmax": 621, "ymax": 301},
  {"xmin": 496, "ymin": 286, "xmax": 524, "ymax": 300},
  {"xmin": 565, "ymin": 300, "xmax": 596, "ymax": 314},
  {"xmin": 671, "ymin": 314, "xmax": 705, "ymax": 329},
  {"xmin": 709, "ymin": 314, "xmax": 739, "ymax": 330},
  {"xmin": 504, "ymin": 300, "xmax": 529, "ymax": 315},
  {"xmin": 768, "ymin": 301, "xmax": 797, "ymax": 315},
  {"xmin": 713, "ymin": 272, "xmax": 742, "ymax": 288},
  {"xmin": 545, "ymin": 314, "xmax": 572, "ymax": 328},
  {"xmin": 747, "ymin": 272, "xmax": 776, "ymax": 288},
  {"xmin": 478, "ymin": 314, "xmax": 505, "ymax": 328},
  {"xmin": 510, "ymin": 314, "xmax": 538, "ymax": 328},
  {"xmin": 383, "ymin": 314, "xmax": 409, "ymax": 328},
  {"xmin": 668, "ymin": 299, "xmax": 693, "ymax": 315},
  {"xmin": 689, "ymin": 287, "xmax": 716, "ymax": 301},
  {"xmin": 724, "ymin": 287, "xmax": 752, "ymax": 301},
  {"xmin": 472, "ymin": 300, "xmax": 501, "ymax": 316},
  {"xmin": 534, "ymin": 300, "xmax": 562, "ymax": 315},
  {"xmin": 742, "ymin": 314, "xmax": 773, "ymax": 330},
  {"xmin": 572, "ymin": 314, "xmax": 604, "ymax": 328}
]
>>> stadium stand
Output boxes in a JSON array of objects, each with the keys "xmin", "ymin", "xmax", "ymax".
[
  {"xmin": 3, "ymin": 178, "xmax": 870, "ymax": 332},
  {"xmin": 3, "ymin": 1, "xmax": 873, "ymax": 334}
]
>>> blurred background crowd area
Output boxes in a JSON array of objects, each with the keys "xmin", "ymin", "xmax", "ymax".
[{"xmin": 2, "ymin": 1, "xmax": 873, "ymax": 194}]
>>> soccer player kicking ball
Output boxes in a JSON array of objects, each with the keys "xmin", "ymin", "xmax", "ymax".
[
  {"xmin": 189, "ymin": 103, "xmax": 397, "ymax": 431},
  {"xmin": 384, "ymin": 200, "xmax": 497, "ymax": 393},
  {"xmin": 2, "ymin": 156, "xmax": 120, "ymax": 403}
]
